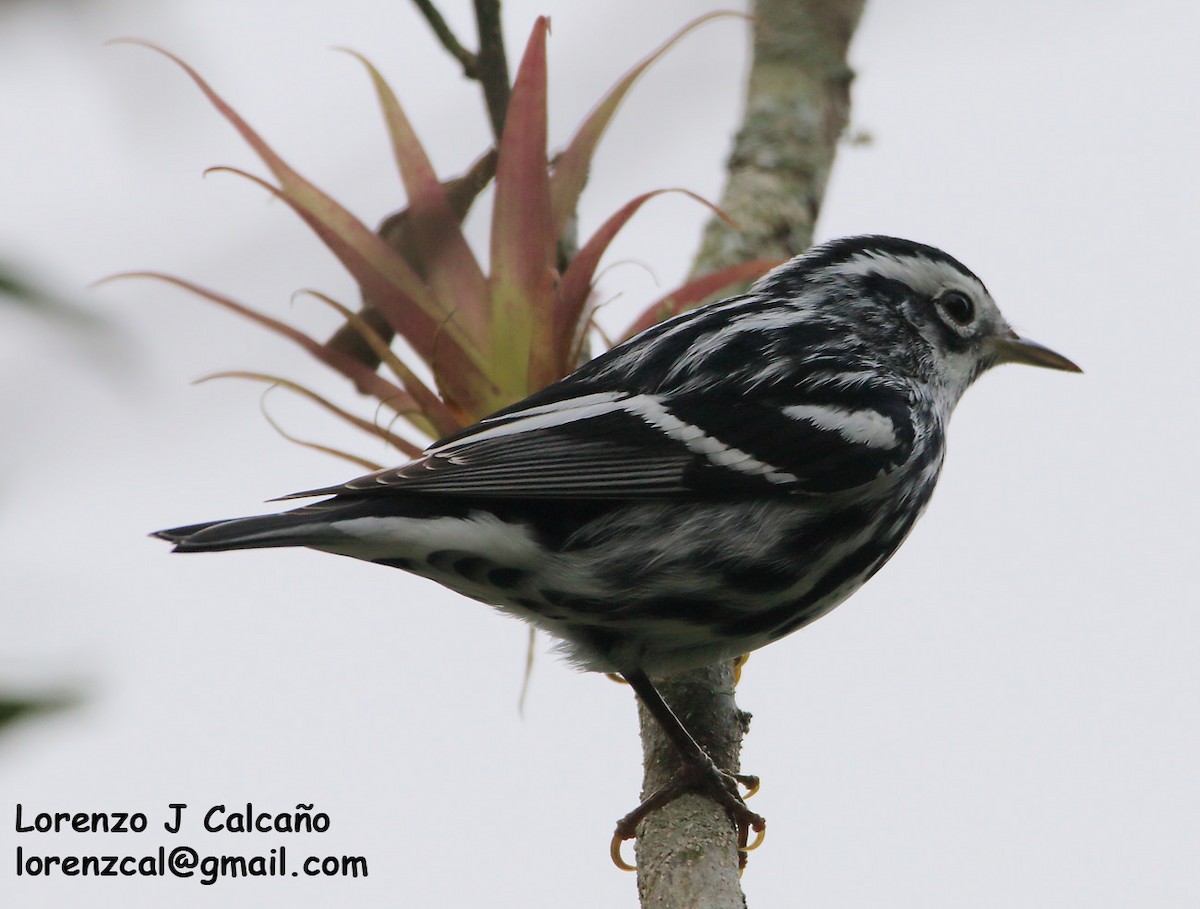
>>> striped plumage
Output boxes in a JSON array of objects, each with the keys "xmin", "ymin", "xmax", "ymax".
[{"xmin": 156, "ymin": 236, "xmax": 1080, "ymax": 676}]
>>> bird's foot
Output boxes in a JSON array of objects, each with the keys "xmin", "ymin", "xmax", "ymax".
[{"xmin": 610, "ymin": 757, "xmax": 765, "ymax": 871}]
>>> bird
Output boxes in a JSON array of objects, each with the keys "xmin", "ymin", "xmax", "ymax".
[{"xmin": 154, "ymin": 235, "xmax": 1080, "ymax": 859}]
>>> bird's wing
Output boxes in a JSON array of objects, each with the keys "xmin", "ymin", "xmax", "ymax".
[{"xmin": 286, "ymin": 386, "xmax": 916, "ymax": 501}]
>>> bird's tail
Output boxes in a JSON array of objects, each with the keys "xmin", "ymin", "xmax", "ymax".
[{"xmin": 152, "ymin": 498, "xmax": 369, "ymax": 553}]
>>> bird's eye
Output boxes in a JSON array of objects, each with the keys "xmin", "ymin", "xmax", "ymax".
[{"xmin": 937, "ymin": 291, "xmax": 975, "ymax": 327}]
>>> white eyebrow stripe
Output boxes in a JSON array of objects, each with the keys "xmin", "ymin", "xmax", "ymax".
[
  {"xmin": 782, "ymin": 404, "xmax": 899, "ymax": 449},
  {"xmin": 830, "ymin": 250, "xmax": 987, "ymax": 300}
]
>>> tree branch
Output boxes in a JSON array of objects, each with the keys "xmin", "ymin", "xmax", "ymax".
[
  {"xmin": 691, "ymin": 0, "xmax": 867, "ymax": 277},
  {"xmin": 632, "ymin": 2, "xmax": 867, "ymax": 906},
  {"xmin": 472, "ymin": 0, "xmax": 512, "ymax": 140},
  {"xmin": 410, "ymin": 0, "xmax": 479, "ymax": 75},
  {"xmin": 409, "ymin": 0, "xmax": 511, "ymax": 142}
]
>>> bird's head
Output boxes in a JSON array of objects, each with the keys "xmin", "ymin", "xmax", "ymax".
[{"xmin": 757, "ymin": 235, "xmax": 1081, "ymax": 403}]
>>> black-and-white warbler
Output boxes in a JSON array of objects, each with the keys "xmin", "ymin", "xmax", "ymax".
[{"xmin": 155, "ymin": 235, "xmax": 1080, "ymax": 852}]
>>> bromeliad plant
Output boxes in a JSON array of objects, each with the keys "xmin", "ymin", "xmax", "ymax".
[{"xmin": 111, "ymin": 13, "xmax": 777, "ymax": 464}]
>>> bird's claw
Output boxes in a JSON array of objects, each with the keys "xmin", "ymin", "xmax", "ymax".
[
  {"xmin": 609, "ymin": 760, "xmax": 766, "ymax": 872},
  {"xmin": 734, "ymin": 772, "xmax": 760, "ymax": 799},
  {"xmin": 610, "ymin": 830, "xmax": 637, "ymax": 871}
]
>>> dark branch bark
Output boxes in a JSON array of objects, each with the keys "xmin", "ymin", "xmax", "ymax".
[
  {"xmin": 632, "ymin": 2, "xmax": 867, "ymax": 906},
  {"xmin": 472, "ymin": 0, "xmax": 511, "ymax": 140},
  {"xmin": 410, "ymin": 0, "xmax": 478, "ymax": 75},
  {"xmin": 409, "ymin": 0, "xmax": 511, "ymax": 142}
]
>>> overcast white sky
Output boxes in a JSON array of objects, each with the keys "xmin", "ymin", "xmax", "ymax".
[{"xmin": 2, "ymin": 1, "xmax": 1198, "ymax": 906}]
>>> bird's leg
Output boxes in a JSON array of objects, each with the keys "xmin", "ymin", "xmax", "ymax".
[{"xmin": 611, "ymin": 668, "xmax": 765, "ymax": 870}]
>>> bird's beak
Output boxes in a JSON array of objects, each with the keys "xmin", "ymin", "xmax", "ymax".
[{"xmin": 991, "ymin": 329, "xmax": 1082, "ymax": 373}]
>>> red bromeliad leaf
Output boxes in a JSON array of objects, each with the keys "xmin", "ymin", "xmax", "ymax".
[
  {"xmin": 195, "ymin": 371, "xmax": 424, "ymax": 458},
  {"xmin": 322, "ymin": 150, "xmax": 497, "ymax": 375},
  {"xmin": 339, "ymin": 49, "xmax": 490, "ymax": 348},
  {"xmin": 548, "ymin": 11, "xmax": 745, "ymax": 240},
  {"xmin": 488, "ymin": 17, "xmax": 557, "ymax": 410},
  {"xmin": 555, "ymin": 188, "xmax": 732, "ymax": 370},
  {"xmin": 617, "ymin": 259, "xmax": 786, "ymax": 342},
  {"xmin": 116, "ymin": 23, "xmax": 767, "ymax": 458},
  {"xmin": 102, "ymin": 271, "xmax": 419, "ymax": 412},
  {"xmin": 296, "ymin": 290, "xmax": 461, "ymax": 439},
  {"xmin": 202, "ymin": 165, "xmax": 496, "ymax": 418},
  {"xmin": 111, "ymin": 40, "xmax": 493, "ymax": 415}
]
